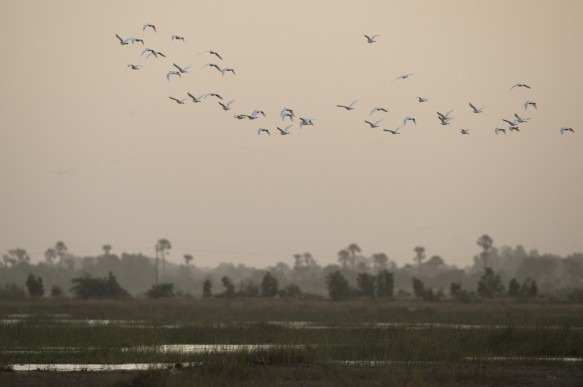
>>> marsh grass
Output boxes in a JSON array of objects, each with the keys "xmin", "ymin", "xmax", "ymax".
[{"xmin": 1, "ymin": 299, "xmax": 582, "ymax": 369}]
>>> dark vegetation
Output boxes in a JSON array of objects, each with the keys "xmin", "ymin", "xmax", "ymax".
[{"xmin": 0, "ymin": 236, "xmax": 582, "ymax": 303}]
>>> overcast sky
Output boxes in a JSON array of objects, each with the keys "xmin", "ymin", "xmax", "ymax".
[{"xmin": 1, "ymin": 0, "xmax": 582, "ymax": 269}]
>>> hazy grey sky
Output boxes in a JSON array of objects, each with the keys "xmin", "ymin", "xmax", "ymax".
[{"xmin": 1, "ymin": 0, "xmax": 582, "ymax": 268}]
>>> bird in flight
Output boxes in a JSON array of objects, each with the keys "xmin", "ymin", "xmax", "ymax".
[
  {"xmin": 495, "ymin": 127, "xmax": 506, "ymax": 135},
  {"xmin": 394, "ymin": 73, "xmax": 413, "ymax": 81},
  {"xmin": 218, "ymin": 99, "xmax": 235, "ymax": 110},
  {"xmin": 199, "ymin": 50, "xmax": 223, "ymax": 60},
  {"xmin": 403, "ymin": 116, "xmax": 416, "ymax": 126},
  {"xmin": 383, "ymin": 127, "xmax": 401, "ymax": 134},
  {"xmin": 169, "ymin": 96, "xmax": 187, "ymax": 104},
  {"xmin": 143, "ymin": 24, "xmax": 157, "ymax": 32},
  {"xmin": 166, "ymin": 70, "xmax": 181, "ymax": 81},
  {"xmin": 524, "ymin": 100, "xmax": 537, "ymax": 110},
  {"xmin": 141, "ymin": 48, "xmax": 166, "ymax": 58},
  {"xmin": 369, "ymin": 107, "xmax": 388, "ymax": 116},
  {"xmin": 116, "ymin": 34, "xmax": 135, "ymax": 45},
  {"xmin": 257, "ymin": 128, "xmax": 270, "ymax": 136},
  {"xmin": 437, "ymin": 110, "xmax": 454, "ymax": 125},
  {"xmin": 173, "ymin": 63, "xmax": 192, "ymax": 74},
  {"xmin": 514, "ymin": 113, "xmax": 530, "ymax": 123},
  {"xmin": 171, "ymin": 35, "xmax": 185, "ymax": 41},
  {"xmin": 221, "ymin": 67, "xmax": 236, "ymax": 76},
  {"xmin": 460, "ymin": 128, "xmax": 470, "ymax": 135},
  {"xmin": 364, "ymin": 34, "xmax": 380, "ymax": 43},
  {"xmin": 201, "ymin": 63, "xmax": 222, "ymax": 72},
  {"xmin": 187, "ymin": 92, "xmax": 209, "ymax": 103},
  {"xmin": 417, "ymin": 97, "xmax": 428, "ymax": 103},
  {"xmin": 364, "ymin": 119, "xmax": 383, "ymax": 128},
  {"xmin": 281, "ymin": 107, "xmax": 295, "ymax": 121},
  {"xmin": 277, "ymin": 125, "xmax": 292, "ymax": 135},
  {"xmin": 299, "ymin": 118, "xmax": 315, "ymax": 128},
  {"xmin": 337, "ymin": 100, "xmax": 357, "ymax": 110},
  {"xmin": 509, "ymin": 126, "xmax": 520, "ymax": 133},
  {"xmin": 204, "ymin": 93, "xmax": 223, "ymax": 100},
  {"xmin": 469, "ymin": 102, "xmax": 485, "ymax": 113},
  {"xmin": 250, "ymin": 109, "xmax": 266, "ymax": 119},
  {"xmin": 560, "ymin": 127, "xmax": 575, "ymax": 134},
  {"xmin": 127, "ymin": 64, "xmax": 142, "ymax": 70},
  {"xmin": 510, "ymin": 83, "xmax": 531, "ymax": 90}
]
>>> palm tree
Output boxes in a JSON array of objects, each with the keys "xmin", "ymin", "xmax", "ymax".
[
  {"xmin": 372, "ymin": 253, "xmax": 389, "ymax": 271},
  {"xmin": 157, "ymin": 238, "xmax": 172, "ymax": 277},
  {"xmin": 44, "ymin": 248, "xmax": 58, "ymax": 265},
  {"xmin": 293, "ymin": 254, "xmax": 303, "ymax": 269},
  {"xmin": 303, "ymin": 252, "xmax": 315, "ymax": 267},
  {"xmin": 477, "ymin": 234, "xmax": 493, "ymax": 268},
  {"xmin": 347, "ymin": 243, "xmax": 361, "ymax": 257},
  {"xmin": 55, "ymin": 241, "xmax": 68, "ymax": 263},
  {"xmin": 337, "ymin": 249, "xmax": 350, "ymax": 268},
  {"xmin": 413, "ymin": 246, "xmax": 426, "ymax": 267},
  {"xmin": 183, "ymin": 254, "xmax": 193, "ymax": 265},
  {"xmin": 102, "ymin": 244, "xmax": 112, "ymax": 257}
]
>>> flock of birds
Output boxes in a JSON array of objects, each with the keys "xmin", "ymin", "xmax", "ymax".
[{"xmin": 116, "ymin": 25, "xmax": 575, "ymax": 137}]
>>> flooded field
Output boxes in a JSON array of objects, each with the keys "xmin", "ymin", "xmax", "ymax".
[{"xmin": 1, "ymin": 299, "xmax": 582, "ymax": 386}]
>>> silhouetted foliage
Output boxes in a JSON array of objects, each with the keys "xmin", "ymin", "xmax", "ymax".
[
  {"xmin": 261, "ymin": 272, "xmax": 279, "ymax": 297},
  {"xmin": 477, "ymin": 267, "xmax": 505, "ymax": 298},
  {"xmin": 238, "ymin": 279, "xmax": 260, "ymax": 297},
  {"xmin": 356, "ymin": 272, "xmax": 376, "ymax": 298},
  {"xmin": 221, "ymin": 276, "xmax": 235, "ymax": 298},
  {"xmin": 326, "ymin": 270, "xmax": 350, "ymax": 301},
  {"xmin": 50, "ymin": 285, "xmax": 64, "ymax": 298},
  {"xmin": 203, "ymin": 279, "xmax": 212, "ymax": 298},
  {"xmin": 0, "ymin": 283, "xmax": 27, "ymax": 300},
  {"xmin": 450, "ymin": 282, "xmax": 477, "ymax": 303},
  {"xmin": 25, "ymin": 273, "xmax": 44, "ymax": 298},
  {"xmin": 376, "ymin": 270, "xmax": 394, "ymax": 298},
  {"xmin": 412, "ymin": 277, "xmax": 441, "ymax": 301},
  {"xmin": 70, "ymin": 272, "xmax": 130, "ymax": 299},
  {"xmin": 147, "ymin": 283, "xmax": 175, "ymax": 298},
  {"xmin": 280, "ymin": 283, "xmax": 303, "ymax": 298}
]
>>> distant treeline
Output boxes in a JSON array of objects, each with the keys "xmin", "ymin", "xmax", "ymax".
[{"xmin": 1, "ymin": 235, "xmax": 582, "ymax": 302}]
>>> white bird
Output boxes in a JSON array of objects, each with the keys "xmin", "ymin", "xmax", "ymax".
[
  {"xmin": 220, "ymin": 67, "xmax": 235, "ymax": 76},
  {"xmin": 364, "ymin": 119, "xmax": 383, "ymax": 128},
  {"xmin": 187, "ymin": 92, "xmax": 208, "ymax": 103},
  {"xmin": 169, "ymin": 96, "xmax": 187, "ymax": 104},
  {"xmin": 129, "ymin": 37, "xmax": 144, "ymax": 45},
  {"xmin": 251, "ymin": 109, "xmax": 266, "ymax": 119},
  {"xmin": 199, "ymin": 50, "xmax": 223, "ymax": 60},
  {"xmin": 460, "ymin": 128, "xmax": 470, "ymax": 135},
  {"xmin": 469, "ymin": 102, "xmax": 485, "ymax": 113},
  {"xmin": 560, "ymin": 127, "xmax": 575, "ymax": 134},
  {"xmin": 524, "ymin": 100, "xmax": 537, "ymax": 110},
  {"xmin": 403, "ymin": 116, "xmax": 416, "ymax": 126},
  {"xmin": 364, "ymin": 34, "xmax": 380, "ymax": 43},
  {"xmin": 281, "ymin": 107, "xmax": 295, "ymax": 121},
  {"xmin": 166, "ymin": 70, "xmax": 181, "ymax": 81},
  {"xmin": 437, "ymin": 110, "xmax": 454, "ymax": 125},
  {"xmin": 257, "ymin": 128, "xmax": 270, "ymax": 136},
  {"xmin": 218, "ymin": 99, "xmax": 235, "ymax": 110},
  {"xmin": 383, "ymin": 126, "xmax": 401, "ymax": 134},
  {"xmin": 115, "ymin": 34, "xmax": 134, "ymax": 45},
  {"xmin": 204, "ymin": 93, "xmax": 223, "ymax": 100},
  {"xmin": 127, "ymin": 64, "xmax": 142, "ymax": 70},
  {"xmin": 173, "ymin": 63, "xmax": 192, "ymax": 73},
  {"xmin": 337, "ymin": 100, "xmax": 357, "ymax": 110},
  {"xmin": 171, "ymin": 35, "xmax": 185, "ymax": 41},
  {"xmin": 495, "ymin": 127, "xmax": 506, "ymax": 135},
  {"xmin": 201, "ymin": 63, "xmax": 222, "ymax": 72},
  {"xmin": 299, "ymin": 118, "xmax": 314, "ymax": 128},
  {"xmin": 143, "ymin": 24, "xmax": 157, "ymax": 32},
  {"xmin": 141, "ymin": 48, "xmax": 165, "ymax": 58},
  {"xmin": 369, "ymin": 107, "xmax": 388, "ymax": 116},
  {"xmin": 277, "ymin": 125, "xmax": 292, "ymax": 135},
  {"xmin": 514, "ymin": 113, "xmax": 530, "ymax": 123},
  {"xmin": 510, "ymin": 83, "xmax": 531, "ymax": 90},
  {"xmin": 417, "ymin": 97, "xmax": 428, "ymax": 103},
  {"xmin": 509, "ymin": 126, "xmax": 520, "ymax": 133},
  {"xmin": 233, "ymin": 114, "xmax": 248, "ymax": 120},
  {"xmin": 394, "ymin": 73, "xmax": 413, "ymax": 81}
]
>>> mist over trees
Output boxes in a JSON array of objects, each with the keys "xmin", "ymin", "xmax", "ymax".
[{"xmin": 1, "ymin": 235, "xmax": 582, "ymax": 302}]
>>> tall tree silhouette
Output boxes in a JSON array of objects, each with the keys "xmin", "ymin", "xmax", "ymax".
[
  {"xmin": 55, "ymin": 241, "xmax": 68, "ymax": 264},
  {"xmin": 413, "ymin": 246, "xmax": 426, "ymax": 267},
  {"xmin": 477, "ymin": 234, "xmax": 493, "ymax": 268},
  {"xmin": 44, "ymin": 248, "xmax": 57, "ymax": 265},
  {"xmin": 102, "ymin": 244, "xmax": 112, "ymax": 257},
  {"xmin": 156, "ymin": 239, "xmax": 172, "ymax": 278},
  {"xmin": 338, "ymin": 249, "xmax": 350, "ymax": 268}
]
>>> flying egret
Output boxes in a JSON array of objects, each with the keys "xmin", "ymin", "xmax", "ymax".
[{"xmin": 337, "ymin": 100, "xmax": 357, "ymax": 110}]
